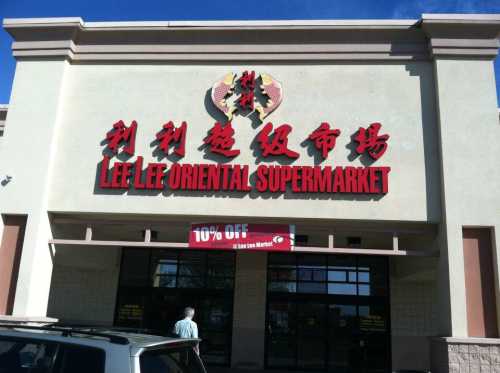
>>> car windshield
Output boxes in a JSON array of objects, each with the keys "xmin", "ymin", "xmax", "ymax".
[{"xmin": 140, "ymin": 345, "xmax": 204, "ymax": 373}]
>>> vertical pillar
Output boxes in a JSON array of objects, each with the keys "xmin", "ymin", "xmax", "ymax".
[
  {"xmin": 0, "ymin": 58, "xmax": 69, "ymax": 317},
  {"xmin": 231, "ymin": 252, "xmax": 268, "ymax": 369},
  {"xmin": 422, "ymin": 14, "xmax": 500, "ymax": 373},
  {"xmin": 431, "ymin": 56, "xmax": 500, "ymax": 337},
  {"xmin": 422, "ymin": 15, "xmax": 500, "ymax": 338}
]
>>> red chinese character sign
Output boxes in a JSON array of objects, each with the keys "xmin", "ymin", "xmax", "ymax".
[
  {"xmin": 203, "ymin": 122, "xmax": 240, "ymax": 158},
  {"xmin": 257, "ymin": 123, "xmax": 299, "ymax": 159},
  {"xmin": 354, "ymin": 122, "xmax": 389, "ymax": 160},
  {"xmin": 98, "ymin": 70, "xmax": 391, "ymax": 196},
  {"xmin": 105, "ymin": 120, "xmax": 138, "ymax": 156},
  {"xmin": 189, "ymin": 223, "xmax": 294, "ymax": 251},
  {"xmin": 308, "ymin": 122, "xmax": 341, "ymax": 160},
  {"xmin": 155, "ymin": 121, "xmax": 187, "ymax": 157},
  {"xmin": 239, "ymin": 70, "xmax": 256, "ymax": 90}
]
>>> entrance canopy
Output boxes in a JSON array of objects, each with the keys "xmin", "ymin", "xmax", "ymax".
[{"xmin": 48, "ymin": 213, "xmax": 439, "ymax": 257}]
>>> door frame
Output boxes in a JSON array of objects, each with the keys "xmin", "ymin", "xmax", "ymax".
[
  {"xmin": 113, "ymin": 247, "xmax": 237, "ymax": 367},
  {"xmin": 264, "ymin": 254, "xmax": 392, "ymax": 372}
]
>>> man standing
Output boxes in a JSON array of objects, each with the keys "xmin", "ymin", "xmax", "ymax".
[{"xmin": 174, "ymin": 307, "xmax": 199, "ymax": 354}]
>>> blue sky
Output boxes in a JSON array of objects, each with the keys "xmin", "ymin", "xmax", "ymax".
[{"xmin": 0, "ymin": 0, "xmax": 499, "ymax": 105}]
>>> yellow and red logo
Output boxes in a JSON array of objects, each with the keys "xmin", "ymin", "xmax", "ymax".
[{"xmin": 210, "ymin": 71, "xmax": 283, "ymax": 121}]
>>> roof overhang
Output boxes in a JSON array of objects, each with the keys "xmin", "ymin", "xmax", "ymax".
[{"xmin": 2, "ymin": 14, "xmax": 500, "ymax": 61}]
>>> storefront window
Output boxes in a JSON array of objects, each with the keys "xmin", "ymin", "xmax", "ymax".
[
  {"xmin": 266, "ymin": 253, "xmax": 390, "ymax": 372},
  {"xmin": 119, "ymin": 249, "xmax": 151, "ymax": 287},
  {"xmin": 151, "ymin": 251, "xmax": 235, "ymax": 290},
  {"xmin": 268, "ymin": 254, "xmax": 386, "ymax": 296},
  {"xmin": 116, "ymin": 248, "xmax": 236, "ymax": 366}
]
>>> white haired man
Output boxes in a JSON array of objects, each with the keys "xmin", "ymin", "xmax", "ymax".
[{"xmin": 174, "ymin": 306, "xmax": 199, "ymax": 354}]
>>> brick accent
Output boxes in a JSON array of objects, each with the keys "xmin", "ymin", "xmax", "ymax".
[{"xmin": 431, "ymin": 338, "xmax": 500, "ymax": 373}]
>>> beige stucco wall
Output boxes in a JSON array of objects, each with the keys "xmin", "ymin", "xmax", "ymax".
[
  {"xmin": 390, "ymin": 256, "xmax": 438, "ymax": 371},
  {"xmin": 41, "ymin": 62, "xmax": 441, "ymax": 222},
  {"xmin": 231, "ymin": 252, "xmax": 267, "ymax": 369},
  {"xmin": 432, "ymin": 58, "xmax": 500, "ymax": 338},
  {"xmin": 47, "ymin": 245, "xmax": 121, "ymax": 325},
  {"xmin": 0, "ymin": 17, "xmax": 498, "ymax": 347},
  {"xmin": 0, "ymin": 59, "xmax": 70, "ymax": 316}
]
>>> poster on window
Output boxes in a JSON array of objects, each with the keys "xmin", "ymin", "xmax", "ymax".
[{"xmin": 189, "ymin": 223, "xmax": 294, "ymax": 251}]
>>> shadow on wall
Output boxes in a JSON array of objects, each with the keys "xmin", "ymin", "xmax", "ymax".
[{"xmin": 404, "ymin": 62, "xmax": 441, "ymax": 221}]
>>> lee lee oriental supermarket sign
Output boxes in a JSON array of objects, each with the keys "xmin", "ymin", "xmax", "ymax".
[
  {"xmin": 189, "ymin": 223, "xmax": 294, "ymax": 251},
  {"xmin": 98, "ymin": 71, "xmax": 391, "ymax": 195}
]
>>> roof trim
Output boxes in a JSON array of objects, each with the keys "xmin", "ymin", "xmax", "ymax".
[
  {"xmin": 422, "ymin": 13, "xmax": 500, "ymax": 22},
  {"xmin": 3, "ymin": 14, "xmax": 500, "ymax": 61},
  {"xmin": 4, "ymin": 17, "xmax": 418, "ymax": 29}
]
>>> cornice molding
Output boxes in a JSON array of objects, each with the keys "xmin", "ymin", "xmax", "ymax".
[
  {"xmin": 421, "ymin": 13, "xmax": 500, "ymax": 58},
  {"xmin": 3, "ymin": 14, "xmax": 500, "ymax": 62}
]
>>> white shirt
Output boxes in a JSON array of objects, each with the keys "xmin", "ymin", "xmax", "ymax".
[{"xmin": 174, "ymin": 317, "xmax": 198, "ymax": 339}]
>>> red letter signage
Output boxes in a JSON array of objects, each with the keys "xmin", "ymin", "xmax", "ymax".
[
  {"xmin": 354, "ymin": 122, "xmax": 389, "ymax": 160},
  {"xmin": 189, "ymin": 223, "xmax": 294, "ymax": 251},
  {"xmin": 155, "ymin": 121, "xmax": 187, "ymax": 157},
  {"xmin": 203, "ymin": 122, "xmax": 240, "ymax": 157},
  {"xmin": 308, "ymin": 122, "xmax": 341, "ymax": 160},
  {"xmin": 97, "ymin": 71, "xmax": 392, "ymax": 196},
  {"xmin": 106, "ymin": 120, "xmax": 138, "ymax": 155},
  {"xmin": 256, "ymin": 122, "xmax": 299, "ymax": 159}
]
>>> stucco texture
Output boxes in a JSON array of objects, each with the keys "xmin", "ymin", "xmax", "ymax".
[{"xmin": 42, "ymin": 62, "xmax": 441, "ymax": 222}]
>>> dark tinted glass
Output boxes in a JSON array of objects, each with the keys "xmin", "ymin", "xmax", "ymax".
[
  {"xmin": 56, "ymin": 344, "xmax": 105, "ymax": 373},
  {"xmin": 266, "ymin": 254, "xmax": 390, "ymax": 372},
  {"xmin": 0, "ymin": 338, "xmax": 57, "ymax": 373},
  {"xmin": 179, "ymin": 252, "xmax": 206, "ymax": 277},
  {"xmin": 149, "ymin": 250, "xmax": 235, "ymax": 290},
  {"xmin": 140, "ymin": 346, "xmax": 204, "ymax": 373},
  {"xmin": 268, "ymin": 253, "xmax": 295, "ymax": 266},
  {"xmin": 207, "ymin": 252, "xmax": 234, "ymax": 278},
  {"xmin": 357, "ymin": 257, "xmax": 388, "ymax": 296},
  {"xmin": 269, "ymin": 253, "xmax": 387, "ymax": 296},
  {"xmin": 297, "ymin": 254, "xmax": 327, "ymax": 267},
  {"xmin": 118, "ymin": 248, "xmax": 235, "ymax": 366},
  {"xmin": 120, "ymin": 248, "xmax": 151, "ymax": 287}
]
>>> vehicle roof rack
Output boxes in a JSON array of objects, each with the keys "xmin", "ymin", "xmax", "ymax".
[
  {"xmin": 0, "ymin": 324, "xmax": 130, "ymax": 345},
  {"xmin": 54, "ymin": 325, "xmax": 178, "ymax": 338}
]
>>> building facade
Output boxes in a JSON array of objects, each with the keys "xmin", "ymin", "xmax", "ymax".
[{"xmin": 0, "ymin": 14, "xmax": 499, "ymax": 373}]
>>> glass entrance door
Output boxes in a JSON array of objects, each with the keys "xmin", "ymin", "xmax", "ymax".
[
  {"xmin": 297, "ymin": 302, "xmax": 327, "ymax": 370},
  {"xmin": 115, "ymin": 248, "xmax": 235, "ymax": 366},
  {"xmin": 266, "ymin": 254, "xmax": 390, "ymax": 373},
  {"xmin": 328, "ymin": 303, "xmax": 358, "ymax": 372}
]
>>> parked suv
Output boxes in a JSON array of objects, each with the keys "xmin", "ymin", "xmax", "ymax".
[{"xmin": 0, "ymin": 324, "xmax": 205, "ymax": 373}]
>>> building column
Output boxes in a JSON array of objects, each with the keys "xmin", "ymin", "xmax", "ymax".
[
  {"xmin": 422, "ymin": 14, "xmax": 500, "ymax": 339},
  {"xmin": 422, "ymin": 14, "xmax": 500, "ymax": 373},
  {"xmin": 231, "ymin": 252, "xmax": 268, "ymax": 369},
  {"xmin": 0, "ymin": 57, "xmax": 69, "ymax": 317}
]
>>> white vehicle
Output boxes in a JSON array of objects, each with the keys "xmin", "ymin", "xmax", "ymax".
[{"xmin": 0, "ymin": 324, "xmax": 205, "ymax": 373}]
